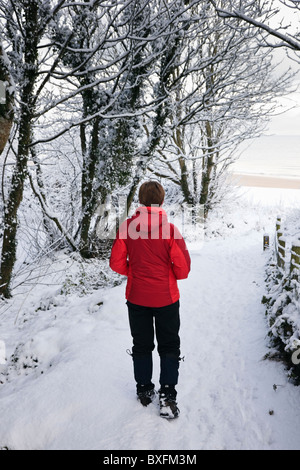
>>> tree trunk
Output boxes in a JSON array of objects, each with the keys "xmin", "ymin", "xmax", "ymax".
[
  {"xmin": 178, "ymin": 158, "xmax": 193, "ymax": 207},
  {"xmin": 0, "ymin": 110, "xmax": 33, "ymax": 297},
  {"xmin": 0, "ymin": 0, "xmax": 39, "ymax": 298},
  {"xmin": 80, "ymin": 117, "xmax": 100, "ymax": 258},
  {"xmin": 200, "ymin": 121, "xmax": 215, "ymax": 216}
]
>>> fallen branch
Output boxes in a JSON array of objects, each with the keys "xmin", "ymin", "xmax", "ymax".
[{"xmin": 28, "ymin": 168, "xmax": 78, "ymax": 253}]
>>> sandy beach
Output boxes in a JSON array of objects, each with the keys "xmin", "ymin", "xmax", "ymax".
[{"xmin": 230, "ymin": 173, "xmax": 300, "ymax": 189}]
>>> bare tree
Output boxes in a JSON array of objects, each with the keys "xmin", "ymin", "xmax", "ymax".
[
  {"xmin": 0, "ymin": 0, "xmax": 211, "ymax": 295},
  {"xmin": 0, "ymin": 0, "xmax": 42, "ymax": 298},
  {"xmin": 45, "ymin": 0, "xmax": 210, "ymax": 255},
  {"xmin": 148, "ymin": 1, "xmax": 292, "ymax": 216},
  {"xmin": 0, "ymin": 0, "xmax": 86, "ymax": 297}
]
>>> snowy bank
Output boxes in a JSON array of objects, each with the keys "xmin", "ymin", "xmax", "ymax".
[{"xmin": 263, "ymin": 208, "xmax": 300, "ymax": 383}]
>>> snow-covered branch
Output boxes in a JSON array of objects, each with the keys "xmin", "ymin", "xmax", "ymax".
[
  {"xmin": 209, "ymin": 0, "xmax": 300, "ymax": 51},
  {"xmin": 27, "ymin": 168, "xmax": 77, "ymax": 252}
]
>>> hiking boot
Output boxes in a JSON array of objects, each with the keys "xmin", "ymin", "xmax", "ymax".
[
  {"xmin": 159, "ymin": 386, "xmax": 180, "ymax": 419},
  {"xmin": 137, "ymin": 385, "xmax": 156, "ymax": 407}
]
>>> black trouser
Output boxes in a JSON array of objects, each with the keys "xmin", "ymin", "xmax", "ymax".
[{"xmin": 127, "ymin": 300, "xmax": 180, "ymax": 391}]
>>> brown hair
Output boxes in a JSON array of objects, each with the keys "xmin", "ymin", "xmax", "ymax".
[{"xmin": 138, "ymin": 181, "xmax": 165, "ymax": 207}]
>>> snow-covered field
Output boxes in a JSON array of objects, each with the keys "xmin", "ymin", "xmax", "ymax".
[{"xmin": 1, "ymin": 183, "xmax": 300, "ymax": 451}]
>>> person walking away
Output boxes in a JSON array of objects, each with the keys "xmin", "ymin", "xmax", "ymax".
[{"xmin": 109, "ymin": 181, "xmax": 191, "ymax": 419}]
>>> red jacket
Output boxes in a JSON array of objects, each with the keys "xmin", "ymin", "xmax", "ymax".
[{"xmin": 109, "ymin": 206, "xmax": 191, "ymax": 307}]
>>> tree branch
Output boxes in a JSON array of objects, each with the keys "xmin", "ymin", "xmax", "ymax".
[{"xmin": 209, "ymin": 0, "xmax": 300, "ymax": 50}]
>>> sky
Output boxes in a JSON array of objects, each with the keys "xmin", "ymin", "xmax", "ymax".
[
  {"xmin": 232, "ymin": 2, "xmax": 300, "ymax": 178},
  {"xmin": 264, "ymin": 0, "xmax": 300, "ymax": 135},
  {"xmin": 267, "ymin": 90, "xmax": 300, "ymax": 136}
]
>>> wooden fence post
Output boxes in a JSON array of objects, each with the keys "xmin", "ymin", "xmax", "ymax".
[
  {"xmin": 275, "ymin": 216, "xmax": 286, "ymax": 270},
  {"xmin": 263, "ymin": 234, "xmax": 269, "ymax": 251},
  {"xmin": 276, "ymin": 216, "xmax": 281, "ymax": 233},
  {"xmin": 290, "ymin": 243, "xmax": 300, "ymax": 279},
  {"xmin": 277, "ymin": 234, "xmax": 286, "ymax": 269}
]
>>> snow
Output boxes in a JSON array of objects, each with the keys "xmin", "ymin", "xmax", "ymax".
[{"xmin": 1, "ymin": 184, "xmax": 300, "ymax": 451}]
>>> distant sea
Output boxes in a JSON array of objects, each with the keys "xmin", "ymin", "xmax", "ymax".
[{"xmin": 231, "ymin": 135, "xmax": 300, "ymax": 179}]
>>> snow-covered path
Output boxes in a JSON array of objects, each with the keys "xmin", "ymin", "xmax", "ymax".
[
  {"xmin": 1, "ymin": 227, "xmax": 300, "ymax": 450},
  {"xmin": 179, "ymin": 233, "xmax": 300, "ymax": 450}
]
